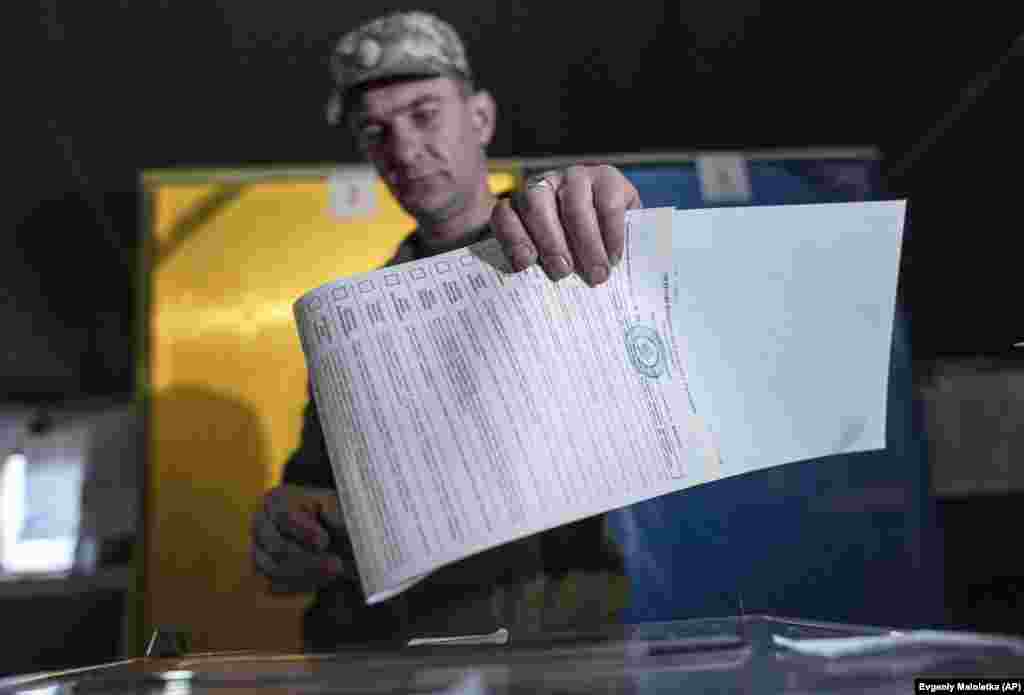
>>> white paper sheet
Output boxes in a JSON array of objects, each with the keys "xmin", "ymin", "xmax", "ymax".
[{"xmin": 667, "ymin": 201, "xmax": 906, "ymax": 475}]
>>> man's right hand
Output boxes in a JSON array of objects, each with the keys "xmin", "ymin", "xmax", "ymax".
[
  {"xmin": 492, "ymin": 164, "xmax": 642, "ymax": 286},
  {"xmin": 251, "ymin": 484, "xmax": 350, "ymax": 594}
]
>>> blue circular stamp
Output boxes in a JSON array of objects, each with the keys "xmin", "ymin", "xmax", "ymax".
[{"xmin": 625, "ymin": 324, "xmax": 666, "ymax": 379}]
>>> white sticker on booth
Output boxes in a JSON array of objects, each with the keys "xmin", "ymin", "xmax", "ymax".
[
  {"xmin": 697, "ymin": 153, "xmax": 753, "ymax": 203},
  {"xmin": 328, "ymin": 166, "xmax": 377, "ymax": 218}
]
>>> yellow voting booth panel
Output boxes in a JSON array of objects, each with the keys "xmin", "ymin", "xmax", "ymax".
[{"xmin": 140, "ymin": 166, "xmax": 519, "ymax": 651}]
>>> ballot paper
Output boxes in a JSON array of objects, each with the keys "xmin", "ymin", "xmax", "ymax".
[
  {"xmin": 663, "ymin": 201, "xmax": 906, "ymax": 474},
  {"xmin": 293, "ymin": 200, "xmax": 906, "ymax": 604}
]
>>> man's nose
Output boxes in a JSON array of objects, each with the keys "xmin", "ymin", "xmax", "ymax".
[{"xmin": 386, "ymin": 125, "xmax": 424, "ymax": 168}]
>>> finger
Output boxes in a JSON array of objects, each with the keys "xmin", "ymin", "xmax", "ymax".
[
  {"xmin": 265, "ymin": 555, "xmax": 346, "ymax": 595},
  {"xmin": 253, "ymin": 544, "xmax": 283, "ymax": 579},
  {"xmin": 316, "ymin": 503, "xmax": 347, "ymax": 538},
  {"xmin": 267, "ymin": 550, "xmax": 344, "ymax": 587},
  {"xmin": 285, "ymin": 508, "xmax": 330, "ymax": 550},
  {"xmin": 591, "ymin": 165, "xmax": 642, "ymax": 268},
  {"xmin": 266, "ymin": 489, "xmax": 329, "ymax": 550},
  {"xmin": 267, "ymin": 579, "xmax": 308, "ymax": 596},
  {"xmin": 491, "ymin": 198, "xmax": 537, "ymax": 272},
  {"xmin": 253, "ymin": 509, "xmax": 313, "ymax": 561},
  {"xmin": 557, "ymin": 166, "xmax": 609, "ymax": 286},
  {"xmin": 253, "ymin": 538, "xmax": 344, "ymax": 587},
  {"xmin": 253, "ymin": 544, "xmax": 307, "ymax": 590},
  {"xmin": 257, "ymin": 548, "xmax": 344, "ymax": 595},
  {"xmin": 512, "ymin": 172, "xmax": 574, "ymax": 281}
]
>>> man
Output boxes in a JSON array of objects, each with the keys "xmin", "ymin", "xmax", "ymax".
[{"xmin": 251, "ymin": 11, "xmax": 642, "ymax": 650}]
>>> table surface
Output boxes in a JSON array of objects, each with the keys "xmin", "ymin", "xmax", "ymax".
[{"xmin": 3, "ymin": 615, "xmax": 1023, "ymax": 694}]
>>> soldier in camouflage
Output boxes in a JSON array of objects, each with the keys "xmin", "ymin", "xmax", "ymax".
[{"xmin": 251, "ymin": 10, "xmax": 642, "ymax": 650}]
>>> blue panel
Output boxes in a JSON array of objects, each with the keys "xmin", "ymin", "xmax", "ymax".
[
  {"xmin": 604, "ymin": 156, "xmax": 942, "ymax": 628},
  {"xmin": 617, "ymin": 158, "xmax": 882, "ymax": 210}
]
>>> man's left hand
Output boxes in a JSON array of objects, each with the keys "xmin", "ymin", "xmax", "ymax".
[{"xmin": 491, "ymin": 164, "xmax": 642, "ymax": 287}]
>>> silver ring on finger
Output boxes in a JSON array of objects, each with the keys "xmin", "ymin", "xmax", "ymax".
[{"xmin": 525, "ymin": 170, "xmax": 561, "ymax": 193}]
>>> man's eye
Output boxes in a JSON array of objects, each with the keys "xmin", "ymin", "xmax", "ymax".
[
  {"xmin": 359, "ymin": 125, "xmax": 384, "ymax": 144},
  {"xmin": 413, "ymin": 109, "xmax": 440, "ymax": 127}
]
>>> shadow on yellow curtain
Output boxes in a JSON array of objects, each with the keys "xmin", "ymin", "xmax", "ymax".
[{"xmin": 141, "ymin": 166, "xmax": 520, "ymax": 651}]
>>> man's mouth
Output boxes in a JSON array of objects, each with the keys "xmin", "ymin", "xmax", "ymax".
[
  {"xmin": 396, "ymin": 173, "xmax": 443, "ymax": 194},
  {"xmin": 399, "ymin": 172, "xmax": 438, "ymax": 185}
]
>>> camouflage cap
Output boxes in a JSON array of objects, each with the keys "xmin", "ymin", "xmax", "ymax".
[{"xmin": 326, "ymin": 11, "xmax": 472, "ymax": 126}]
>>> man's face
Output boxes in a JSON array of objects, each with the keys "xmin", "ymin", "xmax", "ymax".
[{"xmin": 348, "ymin": 76, "xmax": 490, "ymax": 224}]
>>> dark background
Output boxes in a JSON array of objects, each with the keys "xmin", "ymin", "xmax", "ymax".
[{"xmin": 3, "ymin": 1, "xmax": 1022, "ymax": 400}]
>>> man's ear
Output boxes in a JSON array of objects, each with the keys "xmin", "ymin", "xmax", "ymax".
[{"xmin": 468, "ymin": 89, "xmax": 496, "ymax": 147}]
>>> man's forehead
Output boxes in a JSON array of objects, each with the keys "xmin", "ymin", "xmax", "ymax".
[{"xmin": 351, "ymin": 76, "xmax": 460, "ymax": 119}]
